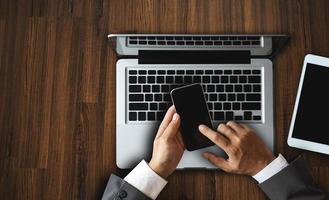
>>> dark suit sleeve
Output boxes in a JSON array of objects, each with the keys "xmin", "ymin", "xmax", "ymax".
[
  {"xmin": 101, "ymin": 174, "xmax": 152, "ymax": 200},
  {"xmin": 259, "ymin": 156, "xmax": 328, "ymax": 200}
]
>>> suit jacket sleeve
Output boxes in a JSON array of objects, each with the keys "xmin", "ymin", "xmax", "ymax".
[
  {"xmin": 102, "ymin": 174, "xmax": 151, "ymax": 200},
  {"xmin": 259, "ymin": 156, "xmax": 328, "ymax": 200}
]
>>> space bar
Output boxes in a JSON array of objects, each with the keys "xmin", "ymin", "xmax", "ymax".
[{"xmin": 129, "ymin": 103, "xmax": 148, "ymax": 110}]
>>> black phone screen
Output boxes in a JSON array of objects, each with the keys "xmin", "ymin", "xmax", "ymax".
[{"xmin": 171, "ymin": 84, "xmax": 214, "ymax": 151}]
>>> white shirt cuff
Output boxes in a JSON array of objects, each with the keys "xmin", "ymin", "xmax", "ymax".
[
  {"xmin": 252, "ymin": 154, "xmax": 289, "ymax": 183},
  {"xmin": 124, "ymin": 160, "xmax": 168, "ymax": 199}
]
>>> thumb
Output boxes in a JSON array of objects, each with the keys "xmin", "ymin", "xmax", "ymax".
[
  {"xmin": 162, "ymin": 113, "xmax": 181, "ymax": 139},
  {"xmin": 203, "ymin": 152, "xmax": 229, "ymax": 171}
]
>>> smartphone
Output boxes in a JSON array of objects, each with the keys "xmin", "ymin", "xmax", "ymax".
[{"xmin": 171, "ymin": 83, "xmax": 214, "ymax": 151}]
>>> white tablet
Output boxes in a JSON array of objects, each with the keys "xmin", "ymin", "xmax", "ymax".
[{"xmin": 287, "ymin": 54, "xmax": 329, "ymax": 155}]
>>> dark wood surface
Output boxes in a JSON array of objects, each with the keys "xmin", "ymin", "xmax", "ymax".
[{"xmin": 1, "ymin": 0, "xmax": 329, "ymax": 199}]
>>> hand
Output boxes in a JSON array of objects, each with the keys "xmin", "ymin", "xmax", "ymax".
[
  {"xmin": 149, "ymin": 106, "xmax": 185, "ymax": 179},
  {"xmin": 199, "ymin": 121, "xmax": 275, "ymax": 176}
]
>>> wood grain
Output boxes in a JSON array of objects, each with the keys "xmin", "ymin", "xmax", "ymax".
[{"xmin": 1, "ymin": 0, "xmax": 329, "ymax": 199}]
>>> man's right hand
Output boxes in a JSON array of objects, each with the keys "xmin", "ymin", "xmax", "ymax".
[{"xmin": 199, "ymin": 121, "xmax": 275, "ymax": 176}]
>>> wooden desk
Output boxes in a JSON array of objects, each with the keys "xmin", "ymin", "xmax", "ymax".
[{"xmin": 1, "ymin": 0, "xmax": 329, "ymax": 199}]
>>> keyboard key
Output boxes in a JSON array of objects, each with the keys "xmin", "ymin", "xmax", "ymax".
[
  {"xmin": 224, "ymin": 70, "xmax": 232, "ymax": 74},
  {"xmin": 158, "ymin": 70, "xmax": 166, "ymax": 74},
  {"xmin": 167, "ymin": 41, "xmax": 175, "ymax": 45},
  {"xmin": 129, "ymin": 103, "xmax": 148, "ymax": 110},
  {"xmin": 234, "ymin": 85, "xmax": 242, "ymax": 92},
  {"xmin": 230, "ymin": 76, "xmax": 238, "ymax": 83},
  {"xmin": 242, "ymin": 102, "xmax": 261, "ymax": 110},
  {"xmin": 148, "ymin": 112, "xmax": 156, "ymax": 121},
  {"xmin": 138, "ymin": 112, "xmax": 146, "ymax": 121},
  {"xmin": 223, "ymin": 103, "xmax": 231, "ymax": 110},
  {"xmin": 243, "ymin": 70, "xmax": 251, "ymax": 74},
  {"xmin": 237, "ymin": 93, "xmax": 245, "ymax": 101},
  {"xmin": 159, "ymin": 103, "xmax": 167, "ymax": 110},
  {"xmin": 145, "ymin": 94, "xmax": 153, "ymax": 101},
  {"xmin": 246, "ymin": 94, "xmax": 261, "ymax": 101},
  {"xmin": 150, "ymin": 103, "xmax": 157, "ymax": 110},
  {"xmin": 177, "ymin": 41, "xmax": 184, "ymax": 45},
  {"xmin": 233, "ymin": 70, "xmax": 242, "ymax": 74},
  {"xmin": 157, "ymin": 76, "xmax": 164, "ymax": 83},
  {"xmin": 196, "ymin": 70, "xmax": 203, "ymax": 74},
  {"xmin": 214, "ymin": 41, "xmax": 223, "ymax": 45},
  {"xmin": 203, "ymin": 76, "xmax": 210, "ymax": 83},
  {"xmin": 139, "ymin": 40, "xmax": 147, "ymax": 45},
  {"xmin": 239, "ymin": 76, "xmax": 247, "ymax": 83},
  {"xmin": 186, "ymin": 41, "xmax": 194, "ymax": 45},
  {"xmin": 158, "ymin": 41, "xmax": 165, "ymax": 45},
  {"xmin": 253, "ymin": 115, "xmax": 261, "ymax": 120},
  {"xmin": 215, "ymin": 70, "xmax": 223, "ymax": 74},
  {"xmin": 223, "ymin": 41, "xmax": 232, "ymax": 45},
  {"xmin": 129, "ymin": 94, "xmax": 143, "ymax": 101},
  {"xmin": 175, "ymin": 76, "xmax": 183, "ymax": 84},
  {"xmin": 185, "ymin": 76, "xmax": 193, "ymax": 83},
  {"xmin": 194, "ymin": 76, "xmax": 202, "ymax": 83},
  {"xmin": 209, "ymin": 94, "xmax": 217, "ymax": 101},
  {"xmin": 167, "ymin": 70, "xmax": 175, "ymax": 74},
  {"xmin": 129, "ymin": 40, "xmax": 137, "ymax": 44},
  {"xmin": 204, "ymin": 93, "xmax": 209, "ymax": 101},
  {"xmin": 248, "ymin": 76, "xmax": 261, "ymax": 83},
  {"xmin": 214, "ymin": 112, "xmax": 225, "ymax": 120},
  {"xmin": 218, "ymin": 94, "xmax": 226, "ymax": 101},
  {"xmin": 232, "ymin": 103, "xmax": 240, "ymax": 110},
  {"xmin": 157, "ymin": 112, "xmax": 166, "ymax": 120},
  {"xmin": 161, "ymin": 85, "xmax": 170, "ymax": 92},
  {"xmin": 177, "ymin": 70, "xmax": 184, "ymax": 74},
  {"xmin": 129, "ymin": 85, "xmax": 141, "ymax": 92},
  {"xmin": 244, "ymin": 111, "xmax": 252, "ymax": 120},
  {"xmin": 225, "ymin": 85, "xmax": 233, "ymax": 92},
  {"xmin": 147, "ymin": 76, "xmax": 155, "ymax": 83},
  {"xmin": 195, "ymin": 41, "xmax": 203, "ymax": 45},
  {"xmin": 148, "ymin": 70, "xmax": 156, "ymax": 74},
  {"xmin": 154, "ymin": 94, "xmax": 162, "ymax": 101},
  {"xmin": 129, "ymin": 70, "xmax": 137, "ymax": 75},
  {"xmin": 228, "ymin": 94, "xmax": 235, "ymax": 101},
  {"xmin": 207, "ymin": 103, "xmax": 213, "ymax": 110},
  {"xmin": 186, "ymin": 70, "xmax": 194, "ymax": 74},
  {"xmin": 129, "ymin": 76, "xmax": 137, "ymax": 83},
  {"xmin": 152, "ymin": 85, "xmax": 160, "ymax": 92},
  {"xmin": 214, "ymin": 103, "xmax": 222, "ymax": 110},
  {"xmin": 207, "ymin": 85, "xmax": 215, "ymax": 92},
  {"xmin": 252, "ymin": 70, "xmax": 261, "ymax": 74},
  {"xmin": 225, "ymin": 111, "xmax": 234, "ymax": 120},
  {"xmin": 212, "ymin": 76, "xmax": 219, "ymax": 83},
  {"xmin": 129, "ymin": 112, "xmax": 137, "ymax": 121},
  {"xmin": 216, "ymin": 85, "xmax": 224, "ymax": 92},
  {"xmin": 138, "ymin": 76, "xmax": 146, "ymax": 83},
  {"xmin": 252, "ymin": 41, "xmax": 260, "ymax": 45},
  {"xmin": 244, "ymin": 85, "xmax": 252, "ymax": 92},
  {"xmin": 143, "ymin": 85, "xmax": 151, "ymax": 92},
  {"xmin": 163, "ymin": 94, "xmax": 171, "ymax": 101},
  {"xmin": 166, "ymin": 76, "xmax": 174, "ymax": 83},
  {"xmin": 205, "ymin": 70, "xmax": 213, "ymax": 74},
  {"xmin": 221, "ymin": 76, "xmax": 229, "ymax": 83},
  {"xmin": 139, "ymin": 70, "xmax": 147, "ymax": 75},
  {"xmin": 253, "ymin": 84, "xmax": 261, "ymax": 92}
]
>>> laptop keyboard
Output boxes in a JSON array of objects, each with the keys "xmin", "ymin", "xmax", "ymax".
[{"xmin": 127, "ymin": 67, "xmax": 263, "ymax": 122}]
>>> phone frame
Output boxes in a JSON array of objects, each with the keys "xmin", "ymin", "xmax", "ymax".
[
  {"xmin": 287, "ymin": 54, "xmax": 329, "ymax": 155},
  {"xmin": 170, "ymin": 83, "xmax": 214, "ymax": 151}
]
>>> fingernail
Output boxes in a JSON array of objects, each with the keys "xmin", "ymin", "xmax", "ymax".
[
  {"xmin": 198, "ymin": 124, "xmax": 205, "ymax": 131},
  {"xmin": 172, "ymin": 113, "xmax": 179, "ymax": 121}
]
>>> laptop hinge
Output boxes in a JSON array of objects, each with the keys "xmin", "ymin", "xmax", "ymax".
[{"xmin": 138, "ymin": 50, "xmax": 251, "ymax": 64}]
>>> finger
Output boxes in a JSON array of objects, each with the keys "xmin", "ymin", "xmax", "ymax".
[
  {"xmin": 217, "ymin": 123, "xmax": 239, "ymax": 142},
  {"xmin": 156, "ymin": 106, "xmax": 176, "ymax": 138},
  {"xmin": 202, "ymin": 152, "xmax": 230, "ymax": 171},
  {"xmin": 162, "ymin": 113, "xmax": 181, "ymax": 139},
  {"xmin": 239, "ymin": 123, "xmax": 252, "ymax": 131},
  {"xmin": 199, "ymin": 124, "xmax": 230, "ymax": 150},
  {"xmin": 226, "ymin": 121, "xmax": 245, "ymax": 135}
]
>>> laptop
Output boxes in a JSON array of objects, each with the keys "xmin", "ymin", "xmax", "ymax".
[{"xmin": 108, "ymin": 34, "xmax": 289, "ymax": 169}]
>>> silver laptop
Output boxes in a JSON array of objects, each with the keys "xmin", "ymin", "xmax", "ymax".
[{"xmin": 108, "ymin": 34, "xmax": 288, "ymax": 169}]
